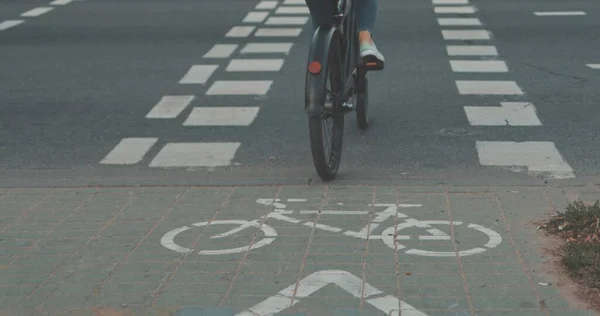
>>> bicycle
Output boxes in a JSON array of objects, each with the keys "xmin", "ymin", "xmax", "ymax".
[
  {"xmin": 160, "ymin": 199, "xmax": 503, "ymax": 257},
  {"xmin": 305, "ymin": 0, "xmax": 383, "ymax": 181}
]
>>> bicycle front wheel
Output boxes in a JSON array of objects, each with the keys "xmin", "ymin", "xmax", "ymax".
[{"xmin": 307, "ymin": 32, "xmax": 345, "ymax": 181}]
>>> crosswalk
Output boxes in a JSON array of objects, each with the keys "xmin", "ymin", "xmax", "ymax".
[
  {"xmin": 94, "ymin": 0, "xmax": 598, "ymax": 179},
  {"xmin": 100, "ymin": 0, "xmax": 309, "ymax": 168},
  {"xmin": 0, "ymin": 0, "xmax": 78, "ymax": 32},
  {"xmin": 431, "ymin": 0, "xmax": 575, "ymax": 179}
]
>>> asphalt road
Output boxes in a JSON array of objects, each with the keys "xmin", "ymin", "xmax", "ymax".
[{"xmin": 0, "ymin": 0, "xmax": 599, "ymax": 186}]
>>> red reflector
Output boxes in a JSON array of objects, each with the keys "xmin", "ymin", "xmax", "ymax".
[
  {"xmin": 366, "ymin": 62, "xmax": 377, "ymax": 66},
  {"xmin": 308, "ymin": 61, "xmax": 321, "ymax": 74}
]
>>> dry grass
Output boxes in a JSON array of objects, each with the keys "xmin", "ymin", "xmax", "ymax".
[{"xmin": 541, "ymin": 200, "xmax": 600, "ymax": 310}]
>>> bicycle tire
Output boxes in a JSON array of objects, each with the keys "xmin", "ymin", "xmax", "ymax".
[
  {"xmin": 355, "ymin": 70, "xmax": 369, "ymax": 130},
  {"xmin": 307, "ymin": 32, "xmax": 345, "ymax": 181}
]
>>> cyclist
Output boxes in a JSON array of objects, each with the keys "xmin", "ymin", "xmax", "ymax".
[{"xmin": 305, "ymin": 0, "xmax": 385, "ymax": 69}]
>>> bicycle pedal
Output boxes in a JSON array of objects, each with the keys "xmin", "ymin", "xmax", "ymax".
[
  {"xmin": 342, "ymin": 102, "xmax": 354, "ymax": 109},
  {"xmin": 359, "ymin": 58, "xmax": 384, "ymax": 71}
]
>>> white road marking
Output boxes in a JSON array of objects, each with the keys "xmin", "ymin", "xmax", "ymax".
[
  {"xmin": 160, "ymin": 226, "xmax": 194, "ymax": 253},
  {"xmin": 149, "ymin": 142, "xmax": 241, "ymax": 167},
  {"xmin": 283, "ymin": 0, "xmax": 306, "ymax": 4},
  {"xmin": 456, "ymin": 80, "xmax": 523, "ymax": 95},
  {"xmin": 300, "ymin": 210, "xmax": 369, "ymax": 215},
  {"xmin": 226, "ymin": 59, "xmax": 284, "ymax": 72},
  {"xmin": 534, "ymin": 11, "xmax": 586, "ymax": 16},
  {"xmin": 437, "ymin": 17, "xmax": 481, "ymax": 26},
  {"xmin": 146, "ymin": 95, "xmax": 195, "ymax": 119},
  {"xmin": 241, "ymin": 43, "xmax": 294, "ymax": 54},
  {"xmin": 256, "ymin": 198, "xmax": 288, "ymax": 208},
  {"xmin": 469, "ymin": 223, "xmax": 503, "ymax": 248},
  {"xmin": 179, "ymin": 65, "xmax": 219, "ymax": 84},
  {"xmin": 434, "ymin": 6, "xmax": 475, "ymax": 14},
  {"xmin": 265, "ymin": 16, "xmax": 309, "ymax": 25},
  {"xmin": 50, "ymin": 0, "xmax": 74, "ymax": 5},
  {"xmin": 256, "ymin": 0, "xmax": 278, "ymax": 9},
  {"xmin": 586, "ymin": 64, "xmax": 600, "ymax": 69},
  {"xmin": 183, "ymin": 107, "xmax": 260, "ymax": 126},
  {"xmin": 442, "ymin": 30, "xmax": 491, "ymax": 40},
  {"xmin": 275, "ymin": 6, "xmax": 310, "ymax": 14},
  {"xmin": 0, "ymin": 20, "xmax": 24, "ymax": 31},
  {"xmin": 226, "ymin": 26, "xmax": 255, "ymax": 38},
  {"xmin": 476, "ymin": 141, "xmax": 575, "ymax": 179},
  {"xmin": 286, "ymin": 198, "xmax": 307, "ymax": 202},
  {"xmin": 161, "ymin": 220, "xmax": 277, "ymax": 255},
  {"xmin": 203, "ymin": 44, "xmax": 238, "ymax": 58},
  {"xmin": 407, "ymin": 247, "xmax": 486, "ymax": 256},
  {"xmin": 205, "ymin": 80, "xmax": 273, "ymax": 95},
  {"xmin": 235, "ymin": 270, "xmax": 429, "ymax": 316},
  {"xmin": 450, "ymin": 60, "xmax": 508, "ymax": 72},
  {"xmin": 464, "ymin": 102, "xmax": 542, "ymax": 126},
  {"xmin": 380, "ymin": 219, "xmax": 501, "ymax": 257},
  {"xmin": 447, "ymin": 45, "xmax": 498, "ymax": 56},
  {"xmin": 433, "ymin": 0, "xmax": 468, "ymax": 4},
  {"xmin": 100, "ymin": 138, "xmax": 158, "ymax": 165},
  {"xmin": 303, "ymin": 222, "xmax": 343, "ymax": 232},
  {"xmin": 21, "ymin": 7, "xmax": 54, "ymax": 17},
  {"xmin": 255, "ymin": 28, "xmax": 302, "ymax": 37},
  {"xmin": 243, "ymin": 11, "xmax": 269, "ymax": 23},
  {"xmin": 267, "ymin": 212, "xmax": 301, "ymax": 223}
]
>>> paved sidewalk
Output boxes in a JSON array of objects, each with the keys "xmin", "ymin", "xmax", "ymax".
[{"xmin": 1, "ymin": 185, "xmax": 599, "ymax": 316}]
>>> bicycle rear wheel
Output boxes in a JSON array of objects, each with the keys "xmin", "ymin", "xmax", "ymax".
[{"xmin": 307, "ymin": 32, "xmax": 345, "ymax": 181}]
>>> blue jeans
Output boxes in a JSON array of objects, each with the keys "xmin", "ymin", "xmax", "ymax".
[{"xmin": 305, "ymin": 0, "xmax": 378, "ymax": 34}]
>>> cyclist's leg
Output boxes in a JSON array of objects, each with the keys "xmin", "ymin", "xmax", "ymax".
[{"xmin": 356, "ymin": 0, "xmax": 385, "ymax": 63}]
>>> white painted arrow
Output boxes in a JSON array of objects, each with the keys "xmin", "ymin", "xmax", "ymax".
[{"xmin": 235, "ymin": 270, "xmax": 429, "ymax": 316}]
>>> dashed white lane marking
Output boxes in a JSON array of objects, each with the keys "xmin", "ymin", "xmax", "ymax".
[
  {"xmin": 442, "ymin": 30, "xmax": 490, "ymax": 40},
  {"xmin": 586, "ymin": 64, "xmax": 600, "ymax": 69},
  {"xmin": 433, "ymin": 0, "xmax": 468, "ymax": 4},
  {"xmin": 256, "ymin": 0, "xmax": 278, "ymax": 9},
  {"xmin": 437, "ymin": 18, "xmax": 482, "ymax": 26},
  {"xmin": 266, "ymin": 16, "xmax": 309, "ymax": 25},
  {"xmin": 0, "ymin": 20, "xmax": 24, "ymax": 31},
  {"xmin": 179, "ymin": 65, "xmax": 219, "ymax": 84},
  {"xmin": 50, "ymin": 0, "xmax": 73, "ymax": 4},
  {"xmin": 455, "ymin": 80, "xmax": 523, "ymax": 95},
  {"xmin": 183, "ymin": 107, "xmax": 260, "ymax": 126},
  {"xmin": 100, "ymin": 138, "xmax": 158, "ymax": 165},
  {"xmin": 534, "ymin": 11, "xmax": 586, "ymax": 16},
  {"xmin": 241, "ymin": 43, "xmax": 294, "ymax": 54},
  {"xmin": 275, "ymin": 6, "xmax": 310, "ymax": 14},
  {"xmin": 450, "ymin": 60, "xmax": 508, "ymax": 72},
  {"xmin": 226, "ymin": 26, "xmax": 256, "ymax": 38},
  {"xmin": 146, "ymin": 95, "xmax": 195, "ymax": 119},
  {"xmin": 283, "ymin": 0, "xmax": 306, "ymax": 4},
  {"xmin": 434, "ymin": 6, "xmax": 476, "ymax": 14},
  {"xmin": 476, "ymin": 141, "xmax": 575, "ymax": 179},
  {"xmin": 226, "ymin": 59, "xmax": 285, "ymax": 72},
  {"xmin": 255, "ymin": 28, "xmax": 302, "ymax": 37},
  {"xmin": 149, "ymin": 142, "xmax": 241, "ymax": 167},
  {"xmin": 21, "ymin": 7, "xmax": 54, "ymax": 17},
  {"xmin": 243, "ymin": 11, "xmax": 270, "ymax": 23},
  {"xmin": 205, "ymin": 80, "xmax": 273, "ymax": 95},
  {"xmin": 203, "ymin": 44, "xmax": 238, "ymax": 58},
  {"xmin": 464, "ymin": 102, "xmax": 542, "ymax": 126},
  {"xmin": 446, "ymin": 45, "xmax": 498, "ymax": 56}
]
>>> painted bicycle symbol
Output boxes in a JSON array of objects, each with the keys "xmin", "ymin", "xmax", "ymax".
[{"xmin": 160, "ymin": 198, "xmax": 502, "ymax": 257}]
